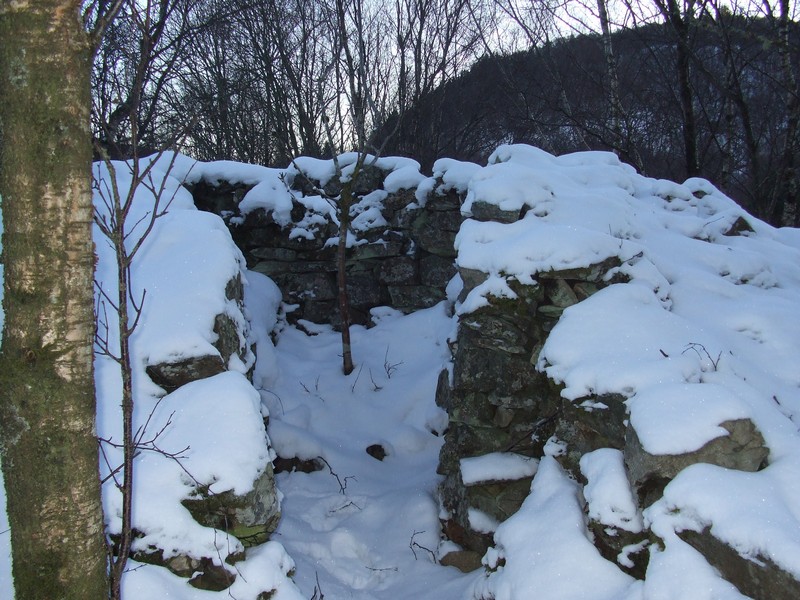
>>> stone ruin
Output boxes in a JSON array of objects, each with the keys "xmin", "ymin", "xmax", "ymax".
[
  {"xmin": 188, "ymin": 162, "xmax": 463, "ymax": 327},
  {"xmin": 134, "ymin": 271, "xmax": 281, "ymax": 591},
  {"xmin": 183, "ymin": 154, "xmax": 797, "ymax": 600}
]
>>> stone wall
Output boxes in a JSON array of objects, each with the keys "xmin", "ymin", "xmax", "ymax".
[
  {"xmin": 434, "ymin": 211, "xmax": 779, "ymax": 597},
  {"xmin": 436, "ymin": 253, "xmax": 626, "ymax": 570},
  {"xmin": 188, "ymin": 164, "xmax": 464, "ymax": 327},
  {"xmin": 136, "ymin": 273, "xmax": 282, "ymax": 591},
  {"xmin": 186, "ymin": 153, "xmax": 793, "ymax": 598}
]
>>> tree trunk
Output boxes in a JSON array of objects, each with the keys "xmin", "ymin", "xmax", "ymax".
[
  {"xmin": 676, "ymin": 30, "xmax": 699, "ymax": 177},
  {"xmin": 0, "ymin": 2, "xmax": 108, "ymax": 598},
  {"xmin": 655, "ymin": 0, "xmax": 699, "ymax": 178},
  {"xmin": 337, "ymin": 182, "xmax": 355, "ymax": 376},
  {"xmin": 773, "ymin": 0, "xmax": 799, "ymax": 226},
  {"xmin": 597, "ymin": 0, "xmax": 623, "ymax": 151}
]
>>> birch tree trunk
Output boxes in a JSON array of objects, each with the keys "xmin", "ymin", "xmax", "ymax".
[{"xmin": 0, "ymin": 1, "xmax": 108, "ymax": 598}]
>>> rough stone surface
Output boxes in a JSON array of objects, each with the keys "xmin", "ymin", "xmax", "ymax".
[
  {"xmin": 272, "ymin": 271, "xmax": 337, "ymax": 304},
  {"xmin": 436, "ymin": 255, "xmax": 637, "ymax": 563},
  {"xmin": 145, "ymin": 354, "xmax": 226, "ymax": 393},
  {"xmin": 192, "ymin": 171, "xmax": 464, "ymax": 327},
  {"xmin": 182, "ymin": 465, "xmax": 281, "ymax": 548},
  {"xmin": 388, "ymin": 284, "xmax": 446, "ymax": 311},
  {"xmin": 132, "ymin": 544, "xmax": 241, "ymax": 591},
  {"xmin": 187, "ymin": 179, "xmax": 251, "ymax": 215},
  {"xmin": 624, "ymin": 419, "xmax": 768, "ymax": 506},
  {"xmin": 467, "ymin": 199, "xmax": 521, "ymax": 223},
  {"xmin": 366, "ymin": 443, "xmax": 388, "ymax": 461},
  {"xmin": 679, "ymin": 527, "xmax": 800, "ymax": 600},
  {"xmin": 420, "ymin": 254, "xmax": 456, "ymax": 288},
  {"xmin": 466, "ymin": 478, "xmax": 535, "ymax": 523},
  {"xmin": 379, "ymin": 256, "xmax": 418, "ymax": 285},
  {"xmin": 188, "ymin": 559, "xmax": 237, "ymax": 591},
  {"xmin": 435, "ymin": 217, "xmax": 780, "ymax": 594},
  {"xmin": 145, "ymin": 275, "xmax": 251, "ymax": 392},
  {"xmin": 553, "ymin": 394, "xmax": 628, "ymax": 478},
  {"xmin": 588, "ymin": 521, "xmax": 650, "ymax": 580},
  {"xmin": 273, "ymin": 455, "xmax": 325, "ymax": 474},
  {"xmin": 439, "ymin": 550, "xmax": 483, "ymax": 572}
]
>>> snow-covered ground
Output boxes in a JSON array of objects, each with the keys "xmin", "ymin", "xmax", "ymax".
[
  {"xmin": 2, "ymin": 144, "xmax": 800, "ymax": 599},
  {"xmin": 264, "ymin": 304, "xmax": 475, "ymax": 599}
]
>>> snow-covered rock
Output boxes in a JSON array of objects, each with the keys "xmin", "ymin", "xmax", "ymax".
[
  {"xmin": 6, "ymin": 142, "xmax": 797, "ymax": 599},
  {"xmin": 434, "ymin": 144, "xmax": 800, "ymax": 599},
  {"xmin": 92, "ymin": 157, "xmax": 298, "ymax": 597}
]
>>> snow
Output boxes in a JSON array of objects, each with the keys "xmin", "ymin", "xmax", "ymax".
[
  {"xmin": 351, "ymin": 189, "xmax": 390, "ymax": 232},
  {"xmin": 288, "ymin": 156, "xmax": 338, "ymax": 186},
  {"xmin": 580, "ymin": 449, "xmax": 643, "ymax": 533},
  {"xmin": 0, "ymin": 198, "xmax": 11, "ymax": 599},
  {"xmin": 432, "ymin": 158, "xmax": 482, "ymax": 195},
  {"xmin": 628, "ymin": 383, "xmax": 752, "ymax": 455},
  {"xmin": 0, "ymin": 455, "xmax": 10, "ymax": 600},
  {"xmin": 468, "ymin": 508, "xmax": 501, "ymax": 534},
  {"xmin": 646, "ymin": 460, "xmax": 800, "ymax": 580},
  {"xmin": 455, "ymin": 217, "xmax": 623, "ymax": 287},
  {"xmin": 472, "ymin": 457, "xmax": 636, "ymax": 600},
  {"xmin": 101, "ymin": 372, "xmax": 273, "ymax": 564},
  {"xmin": 384, "ymin": 164, "xmax": 425, "ymax": 193},
  {"xmin": 244, "ymin": 270, "xmax": 283, "ymax": 390},
  {"xmin": 264, "ymin": 303, "xmax": 476, "ymax": 598},
  {"xmin": 3, "ymin": 142, "xmax": 800, "ymax": 599},
  {"xmin": 122, "ymin": 542, "xmax": 305, "ymax": 600},
  {"xmin": 91, "ymin": 158, "xmax": 302, "ymax": 598},
  {"xmin": 93, "ymin": 159, "xmax": 255, "ymax": 384},
  {"xmin": 239, "ymin": 175, "xmax": 295, "ymax": 225},
  {"xmin": 638, "ymin": 532, "xmax": 749, "ymax": 600},
  {"xmin": 450, "ymin": 143, "xmax": 800, "ymax": 597},
  {"xmin": 461, "ymin": 452, "xmax": 539, "ymax": 485}
]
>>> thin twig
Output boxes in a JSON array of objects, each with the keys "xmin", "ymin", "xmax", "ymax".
[
  {"xmin": 310, "ymin": 571, "xmax": 324, "ymax": 600},
  {"xmin": 368, "ymin": 368, "xmax": 383, "ymax": 391},
  {"xmin": 351, "ymin": 363, "xmax": 364, "ymax": 393},
  {"xmin": 682, "ymin": 342, "xmax": 722, "ymax": 371},
  {"xmin": 383, "ymin": 346, "xmax": 403, "ymax": 378},
  {"xmin": 409, "ymin": 530, "xmax": 437, "ymax": 563},
  {"xmin": 316, "ymin": 456, "xmax": 356, "ymax": 494}
]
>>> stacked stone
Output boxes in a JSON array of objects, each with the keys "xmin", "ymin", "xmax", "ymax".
[
  {"xmin": 190, "ymin": 165, "xmax": 463, "ymax": 326},
  {"xmin": 132, "ymin": 271, "xmax": 281, "ymax": 591},
  {"xmin": 436, "ymin": 243, "xmax": 622, "ymax": 569},
  {"xmin": 436, "ymin": 210, "xmax": 778, "ymax": 595}
]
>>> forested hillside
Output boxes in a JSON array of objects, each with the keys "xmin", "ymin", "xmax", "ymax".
[
  {"xmin": 380, "ymin": 15, "xmax": 800, "ymax": 226},
  {"xmin": 89, "ymin": 0, "xmax": 800, "ymax": 227}
]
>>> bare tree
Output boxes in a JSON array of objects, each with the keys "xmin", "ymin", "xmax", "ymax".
[
  {"xmin": 93, "ymin": 149, "xmax": 181, "ymax": 600},
  {"xmin": 386, "ymin": 0, "xmax": 492, "ymax": 163},
  {"xmin": 762, "ymin": 0, "xmax": 800, "ymax": 224},
  {"xmin": 286, "ymin": 0, "xmax": 401, "ymax": 374},
  {"xmin": 651, "ymin": 0, "xmax": 704, "ymax": 176},
  {"xmin": 91, "ymin": 0, "xmax": 195, "ymax": 158}
]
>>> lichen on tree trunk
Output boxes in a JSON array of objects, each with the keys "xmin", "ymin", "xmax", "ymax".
[{"xmin": 0, "ymin": 1, "xmax": 108, "ymax": 598}]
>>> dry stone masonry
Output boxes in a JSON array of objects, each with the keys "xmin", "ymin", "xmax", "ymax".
[
  {"xmin": 133, "ymin": 271, "xmax": 282, "ymax": 591},
  {"xmin": 188, "ymin": 158, "xmax": 463, "ymax": 327},
  {"xmin": 183, "ymin": 146, "xmax": 799, "ymax": 599}
]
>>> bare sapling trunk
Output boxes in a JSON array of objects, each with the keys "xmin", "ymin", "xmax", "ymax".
[
  {"xmin": 774, "ymin": 0, "xmax": 800, "ymax": 225},
  {"xmin": 93, "ymin": 148, "xmax": 180, "ymax": 600},
  {"xmin": 335, "ymin": 174, "xmax": 360, "ymax": 376}
]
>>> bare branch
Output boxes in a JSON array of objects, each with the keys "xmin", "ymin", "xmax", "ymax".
[{"xmin": 409, "ymin": 530, "xmax": 437, "ymax": 563}]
